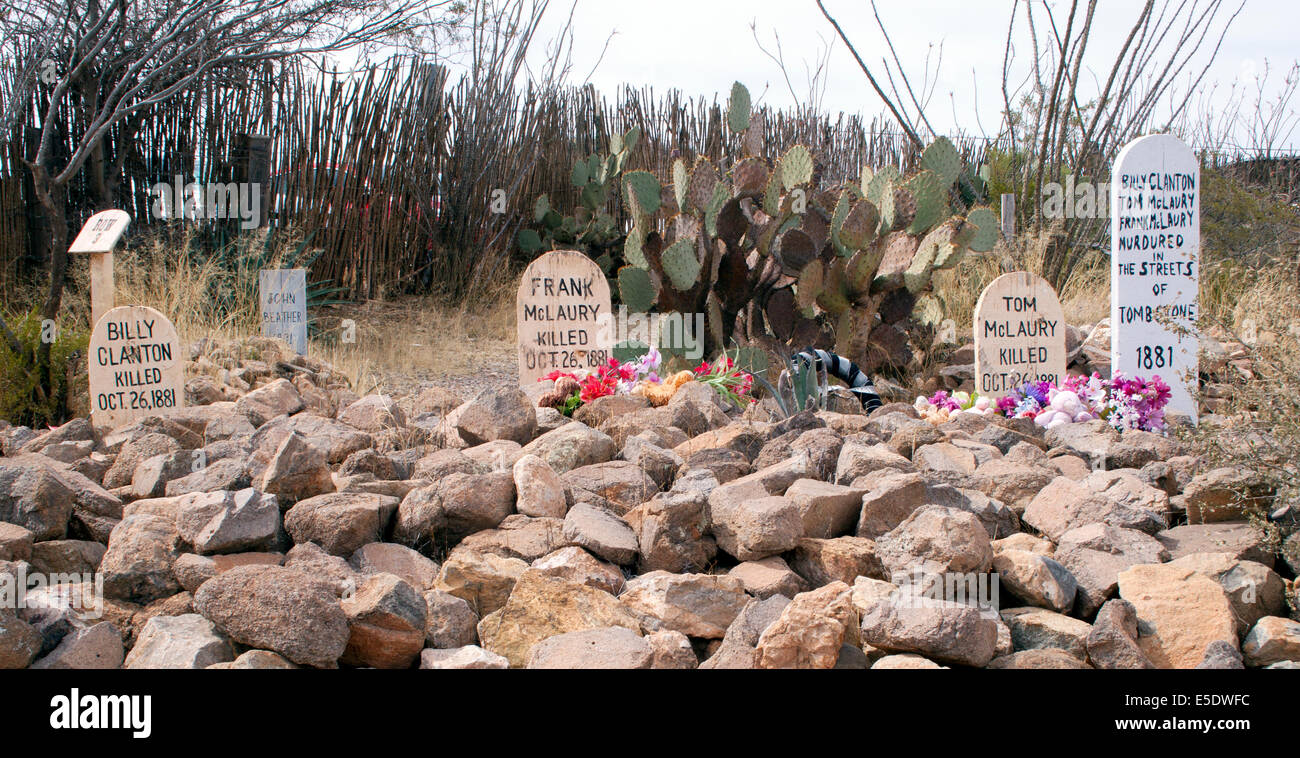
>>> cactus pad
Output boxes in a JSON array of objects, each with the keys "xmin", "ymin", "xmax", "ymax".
[
  {"xmin": 966, "ymin": 206, "xmax": 999, "ymax": 252},
  {"xmin": 661, "ymin": 239, "xmax": 701, "ymax": 291},
  {"xmin": 921, "ymin": 136, "xmax": 961, "ymax": 187},
  {"xmin": 779, "ymin": 145, "xmax": 814, "ymax": 191},
  {"xmin": 618, "ymin": 265, "xmax": 657, "ymax": 313},
  {"xmin": 623, "ymin": 170, "xmax": 662, "ymax": 216},
  {"xmin": 728, "ymin": 81, "xmax": 751, "ymax": 133}
]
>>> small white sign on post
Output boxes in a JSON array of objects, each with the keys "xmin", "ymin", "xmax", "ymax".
[
  {"xmin": 516, "ymin": 250, "xmax": 613, "ymax": 386},
  {"xmin": 88, "ymin": 305, "xmax": 184, "ymax": 430},
  {"xmin": 68, "ymin": 209, "xmax": 131, "ymax": 328},
  {"xmin": 1110, "ymin": 134, "xmax": 1200, "ymax": 423},
  {"xmin": 259, "ymin": 268, "xmax": 308, "ymax": 356},
  {"xmin": 974, "ymin": 271, "xmax": 1067, "ymax": 399}
]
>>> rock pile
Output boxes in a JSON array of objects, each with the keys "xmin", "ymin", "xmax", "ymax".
[{"xmin": 0, "ymin": 337, "xmax": 1295, "ymax": 669}]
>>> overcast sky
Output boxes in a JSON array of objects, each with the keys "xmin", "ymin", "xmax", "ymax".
[{"xmin": 509, "ymin": 0, "xmax": 1299, "ymax": 153}]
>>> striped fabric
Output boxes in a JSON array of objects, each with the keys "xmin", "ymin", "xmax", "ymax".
[{"xmin": 792, "ymin": 348, "xmax": 883, "ymax": 412}]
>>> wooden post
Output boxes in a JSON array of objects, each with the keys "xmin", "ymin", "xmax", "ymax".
[
  {"xmin": 1000, "ymin": 193, "xmax": 1016, "ymax": 241},
  {"xmin": 68, "ymin": 210, "xmax": 131, "ymax": 328}
]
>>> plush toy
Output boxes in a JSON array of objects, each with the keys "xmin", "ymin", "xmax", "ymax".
[{"xmin": 633, "ymin": 370, "xmax": 694, "ymax": 406}]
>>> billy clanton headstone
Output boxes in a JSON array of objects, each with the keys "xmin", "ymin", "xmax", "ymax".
[
  {"xmin": 1110, "ymin": 133, "xmax": 1200, "ymax": 422},
  {"xmin": 974, "ymin": 271, "xmax": 1066, "ymax": 398},
  {"xmin": 88, "ymin": 305, "xmax": 184, "ymax": 429},
  {"xmin": 260, "ymin": 268, "xmax": 308, "ymax": 356},
  {"xmin": 516, "ymin": 250, "xmax": 613, "ymax": 386}
]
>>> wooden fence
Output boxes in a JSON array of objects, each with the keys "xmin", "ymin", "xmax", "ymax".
[{"xmin": 0, "ymin": 58, "xmax": 996, "ymax": 300}]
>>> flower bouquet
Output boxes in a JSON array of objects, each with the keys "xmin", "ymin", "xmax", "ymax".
[
  {"xmin": 538, "ymin": 347, "xmax": 757, "ymax": 415},
  {"xmin": 913, "ymin": 372, "xmax": 1172, "ymax": 433}
]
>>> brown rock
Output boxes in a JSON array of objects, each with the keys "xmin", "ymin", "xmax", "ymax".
[
  {"xmin": 341, "ymin": 573, "xmax": 427, "ymax": 669},
  {"xmin": 755, "ymin": 582, "xmax": 858, "ymax": 669}
]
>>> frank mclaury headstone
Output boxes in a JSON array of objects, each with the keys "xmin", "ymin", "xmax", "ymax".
[
  {"xmin": 1110, "ymin": 133, "xmax": 1199, "ymax": 422},
  {"xmin": 88, "ymin": 305, "xmax": 184, "ymax": 429},
  {"xmin": 260, "ymin": 268, "xmax": 308, "ymax": 355},
  {"xmin": 517, "ymin": 249, "xmax": 613, "ymax": 386},
  {"xmin": 974, "ymin": 271, "xmax": 1066, "ymax": 398}
]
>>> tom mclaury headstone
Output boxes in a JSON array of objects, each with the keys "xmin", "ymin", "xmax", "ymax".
[
  {"xmin": 88, "ymin": 305, "xmax": 184, "ymax": 429},
  {"xmin": 260, "ymin": 268, "xmax": 307, "ymax": 355},
  {"xmin": 974, "ymin": 271, "xmax": 1066, "ymax": 398},
  {"xmin": 1110, "ymin": 133, "xmax": 1199, "ymax": 422},
  {"xmin": 517, "ymin": 250, "xmax": 613, "ymax": 386}
]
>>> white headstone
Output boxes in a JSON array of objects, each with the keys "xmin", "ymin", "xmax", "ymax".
[
  {"xmin": 1110, "ymin": 134, "xmax": 1199, "ymax": 422},
  {"xmin": 88, "ymin": 305, "xmax": 184, "ymax": 430},
  {"xmin": 259, "ymin": 268, "xmax": 308, "ymax": 356},
  {"xmin": 974, "ymin": 271, "xmax": 1067, "ymax": 399},
  {"xmin": 516, "ymin": 250, "xmax": 613, "ymax": 386}
]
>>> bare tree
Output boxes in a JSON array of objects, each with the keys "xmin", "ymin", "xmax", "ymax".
[{"xmin": 0, "ymin": 0, "xmax": 454, "ymax": 400}]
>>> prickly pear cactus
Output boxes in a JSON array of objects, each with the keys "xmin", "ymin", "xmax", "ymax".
[{"xmin": 523, "ymin": 81, "xmax": 989, "ymax": 375}]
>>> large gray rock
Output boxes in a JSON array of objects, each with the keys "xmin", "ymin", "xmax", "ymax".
[
  {"xmin": 707, "ymin": 489, "xmax": 802, "ymax": 562},
  {"xmin": 992, "ymin": 549, "xmax": 1077, "ymax": 612},
  {"xmin": 619, "ymin": 571, "xmax": 750, "ymax": 639},
  {"xmin": 100, "ymin": 514, "xmax": 182, "ymax": 603},
  {"xmin": 520, "ymin": 422, "xmax": 617, "ymax": 474},
  {"xmin": 562, "ymin": 503, "xmax": 638, "ymax": 565},
  {"xmin": 0, "ymin": 459, "xmax": 74, "ymax": 540},
  {"xmin": 192, "ymin": 564, "xmax": 350, "ymax": 668},
  {"xmin": 0, "ymin": 607, "xmax": 41, "ymax": 669},
  {"xmin": 123, "ymin": 614, "xmax": 234, "ymax": 669},
  {"xmin": 1086, "ymin": 599, "xmax": 1154, "ymax": 669},
  {"xmin": 1023, "ymin": 476, "xmax": 1165, "ymax": 541},
  {"xmin": 454, "ymin": 387, "xmax": 538, "ymax": 446},
  {"xmin": 511, "ymin": 453, "xmax": 567, "ymax": 518},
  {"xmin": 525, "ymin": 626, "xmax": 653, "ymax": 669},
  {"xmin": 283, "ymin": 493, "xmax": 399, "ymax": 556},
  {"xmin": 561, "ymin": 461, "xmax": 656, "ymax": 515},
  {"xmin": 424, "ymin": 589, "xmax": 479, "ymax": 649},
  {"xmin": 438, "ymin": 472, "xmax": 516, "ymax": 542},
  {"xmin": 786, "ymin": 479, "xmax": 865, "ymax": 538},
  {"xmin": 349, "ymin": 542, "xmax": 440, "ymax": 592},
  {"xmin": 874, "ymin": 505, "xmax": 993, "ymax": 579},
  {"xmin": 175, "ymin": 489, "xmax": 280, "ymax": 555},
  {"xmin": 859, "ymin": 591, "xmax": 999, "ymax": 667},
  {"xmin": 258, "ymin": 431, "xmax": 334, "ymax": 503},
  {"xmin": 419, "ymin": 645, "xmax": 509, "ymax": 669},
  {"xmin": 31, "ymin": 621, "xmax": 124, "ymax": 669},
  {"xmin": 1053, "ymin": 523, "xmax": 1168, "ymax": 617},
  {"xmin": 624, "ymin": 490, "xmax": 716, "ymax": 574},
  {"xmin": 1000, "ymin": 607, "xmax": 1092, "ymax": 658}
]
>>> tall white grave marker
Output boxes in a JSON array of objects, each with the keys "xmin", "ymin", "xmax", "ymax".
[
  {"xmin": 516, "ymin": 250, "xmax": 613, "ymax": 386},
  {"xmin": 68, "ymin": 209, "xmax": 131, "ymax": 327},
  {"xmin": 260, "ymin": 268, "xmax": 308, "ymax": 355},
  {"xmin": 88, "ymin": 305, "xmax": 184, "ymax": 430},
  {"xmin": 974, "ymin": 272, "xmax": 1066, "ymax": 399},
  {"xmin": 1110, "ymin": 134, "xmax": 1200, "ymax": 422}
]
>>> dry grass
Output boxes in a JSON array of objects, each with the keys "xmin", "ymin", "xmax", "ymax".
[
  {"xmin": 312, "ymin": 290, "xmax": 516, "ymax": 397},
  {"xmin": 103, "ymin": 230, "xmax": 518, "ymax": 398},
  {"xmin": 931, "ymin": 230, "xmax": 1111, "ymax": 335}
]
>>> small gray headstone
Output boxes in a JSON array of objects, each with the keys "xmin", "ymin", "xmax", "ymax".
[{"xmin": 259, "ymin": 269, "xmax": 308, "ymax": 356}]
